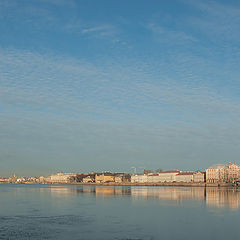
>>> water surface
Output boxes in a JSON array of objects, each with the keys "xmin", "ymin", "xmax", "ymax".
[{"xmin": 0, "ymin": 184, "xmax": 239, "ymax": 240}]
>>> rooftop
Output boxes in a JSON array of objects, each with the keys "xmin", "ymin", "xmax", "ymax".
[
  {"xmin": 161, "ymin": 170, "xmax": 180, "ymax": 174},
  {"xmin": 177, "ymin": 172, "xmax": 194, "ymax": 175}
]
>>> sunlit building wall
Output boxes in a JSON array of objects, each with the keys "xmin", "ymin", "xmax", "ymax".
[
  {"xmin": 45, "ymin": 172, "xmax": 77, "ymax": 183},
  {"xmin": 193, "ymin": 172, "xmax": 205, "ymax": 182},
  {"xmin": 206, "ymin": 163, "xmax": 240, "ymax": 183},
  {"xmin": 206, "ymin": 164, "xmax": 226, "ymax": 183},
  {"xmin": 131, "ymin": 171, "xmax": 180, "ymax": 183},
  {"xmin": 175, "ymin": 172, "xmax": 194, "ymax": 183},
  {"xmin": 95, "ymin": 174, "xmax": 115, "ymax": 183},
  {"xmin": 131, "ymin": 174, "xmax": 148, "ymax": 183}
]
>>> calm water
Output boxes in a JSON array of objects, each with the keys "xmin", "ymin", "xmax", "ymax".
[{"xmin": 0, "ymin": 184, "xmax": 240, "ymax": 240}]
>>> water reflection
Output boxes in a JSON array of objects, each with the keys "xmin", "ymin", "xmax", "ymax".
[
  {"xmin": 206, "ymin": 188, "xmax": 240, "ymax": 210},
  {"xmin": 47, "ymin": 185, "xmax": 240, "ymax": 211},
  {"xmin": 1, "ymin": 184, "xmax": 240, "ymax": 239}
]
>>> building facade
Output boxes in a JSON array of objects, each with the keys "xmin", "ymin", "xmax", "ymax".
[
  {"xmin": 193, "ymin": 172, "xmax": 205, "ymax": 183},
  {"xmin": 45, "ymin": 172, "xmax": 77, "ymax": 183},
  {"xmin": 175, "ymin": 172, "xmax": 194, "ymax": 183},
  {"xmin": 95, "ymin": 173, "xmax": 115, "ymax": 183},
  {"xmin": 206, "ymin": 163, "xmax": 240, "ymax": 183},
  {"xmin": 131, "ymin": 171, "xmax": 180, "ymax": 183},
  {"xmin": 82, "ymin": 176, "xmax": 95, "ymax": 183}
]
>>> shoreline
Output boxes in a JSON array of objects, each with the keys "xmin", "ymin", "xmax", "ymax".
[{"xmin": 11, "ymin": 182, "xmax": 238, "ymax": 187}]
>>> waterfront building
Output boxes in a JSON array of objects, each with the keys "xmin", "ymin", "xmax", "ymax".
[
  {"xmin": 10, "ymin": 174, "xmax": 18, "ymax": 183},
  {"xmin": 175, "ymin": 172, "xmax": 194, "ymax": 183},
  {"xmin": 147, "ymin": 173, "xmax": 161, "ymax": 183},
  {"xmin": 16, "ymin": 177, "xmax": 26, "ymax": 183},
  {"xmin": 115, "ymin": 176, "xmax": 123, "ymax": 183},
  {"xmin": 95, "ymin": 173, "xmax": 115, "ymax": 183},
  {"xmin": 206, "ymin": 164, "xmax": 226, "ymax": 183},
  {"xmin": 157, "ymin": 171, "xmax": 180, "ymax": 182},
  {"xmin": 193, "ymin": 172, "xmax": 205, "ymax": 183},
  {"xmin": 0, "ymin": 178, "xmax": 10, "ymax": 183},
  {"xmin": 206, "ymin": 163, "xmax": 240, "ymax": 183},
  {"xmin": 38, "ymin": 176, "xmax": 46, "ymax": 184},
  {"xmin": 131, "ymin": 171, "xmax": 180, "ymax": 183},
  {"xmin": 226, "ymin": 162, "xmax": 240, "ymax": 182},
  {"xmin": 131, "ymin": 174, "xmax": 148, "ymax": 183},
  {"xmin": 82, "ymin": 176, "xmax": 95, "ymax": 183},
  {"xmin": 45, "ymin": 172, "xmax": 77, "ymax": 183}
]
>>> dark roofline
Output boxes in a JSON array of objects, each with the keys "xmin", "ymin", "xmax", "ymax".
[
  {"xmin": 177, "ymin": 172, "xmax": 194, "ymax": 175},
  {"xmin": 161, "ymin": 170, "xmax": 180, "ymax": 173}
]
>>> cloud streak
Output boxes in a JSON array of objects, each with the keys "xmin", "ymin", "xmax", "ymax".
[
  {"xmin": 1, "ymin": 46, "xmax": 240, "ymax": 176},
  {"xmin": 1, "ymin": 0, "xmax": 240, "ymax": 176},
  {"xmin": 1, "ymin": 47, "xmax": 239, "ymax": 124}
]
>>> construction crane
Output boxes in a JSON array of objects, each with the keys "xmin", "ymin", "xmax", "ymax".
[{"xmin": 131, "ymin": 166, "xmax": 144, "ymax": 174}]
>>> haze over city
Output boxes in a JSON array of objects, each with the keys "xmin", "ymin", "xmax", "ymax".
[{"xmin": 1, "ymin": 0, "xmax": 240, "ymax": 177}]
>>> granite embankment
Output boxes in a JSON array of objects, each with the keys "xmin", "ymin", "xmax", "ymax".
[{"xmin": 53, "ymin": 182, "xmax": 236, "ymax": 187}]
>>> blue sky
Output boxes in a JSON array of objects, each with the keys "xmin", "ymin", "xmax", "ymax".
[{"xmin": 0, "ymin": 0, "xmax": 240, "ymax": 177}]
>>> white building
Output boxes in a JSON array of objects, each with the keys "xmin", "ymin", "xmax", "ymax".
[
  {"xmin": 175, "ymin": 172, "xmax": 194, "ymax": 183},
  {"xmin": 131, "ymin": 171, "xmax": 180, "ymax": 183},
  {"xmin": 156, "ymin": 171, "xmax": 180, "ymax": 182},
  {"xmin": 193, "ymin": 172, "xmax": 205, "ymax": 183},
  {"xmin": 45, "ymin": 172, "xmax": 77, "ymax": 183},
  {"xmin": 131, "ymin": 174, "xmax": 148, "ymax": 183}
]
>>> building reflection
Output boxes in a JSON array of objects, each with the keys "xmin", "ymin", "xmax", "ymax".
[
  {"xmin": 47, "ymin": 185, "xmax": 240, "ymax": 211},
  {"xmin": 131, "ymin": 187, "xmax": 205, "ymax": 202},
  {"xmin": 206, "ymin": 188, "xmax": 240, "ymax": 210}
]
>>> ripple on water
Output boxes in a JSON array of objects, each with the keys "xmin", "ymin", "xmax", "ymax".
[{"xmin": 0, "ymin": 214, "xmax": 93, "ymax": 240}]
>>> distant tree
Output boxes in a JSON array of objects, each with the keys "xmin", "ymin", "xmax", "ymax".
[
  {"xmin": 155, "ymin": 168, "xmax": 163, "ymax": 173},
  {"xmin": 75, "ymin": 174, "xmax": 86, "ymax": 182},
  {"xmin": 68, "ymin": 176, "xmax": 77, "ymax": 183},
  {"xmin": 69, "ymin": 174, "xmax": 86, "ymax": 183}
]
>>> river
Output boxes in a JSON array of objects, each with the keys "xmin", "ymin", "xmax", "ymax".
[{"xmin": 0, "ymin": 184, "xmax": 239, "ymax": 239}]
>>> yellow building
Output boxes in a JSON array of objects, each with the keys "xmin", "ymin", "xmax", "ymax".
[
  {"xmin": 206, "ymin": 164, "xmax": 226, "ymax": 183},
  {"xmin": 115, "ymin": 176, "xmax": 123, "ymax": 183},
  {"xmin": 95, "ymin": 174, "xmax": 115, "ymax": 183},
  {"xmin": 206, "ymin": 163, "xmax": 240, "ymax": 183},
  {"xmin": 227, "ymin": 162, "xmax": 240, "ymax": 182}
]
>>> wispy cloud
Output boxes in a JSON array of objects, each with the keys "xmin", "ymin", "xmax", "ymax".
[
  {"xmin": 1, "ymin": 47, "xmax": 240, "ymax": 122},
  {"xmin": 63, "ymin": 21, "xmax": 121, "ymax": 42},
  {"xmin": 0, "ymin": 0, "xmax": 121, "ymax": 43},
  {"xmin": 145, "ymin": 0, "xmax": 240, "ymax": 61},
  {"xmin": 1, "ymin": 0, "xmax": 240, "ymax": 174},
  {"xmin": 181, "ymin": 0, "xmax": 240, "ymax": 42},
  {"xmin": 1, "ymin": 47, "xmax": 240, "ymax": 175},
  {"xmin": 147, "ymin": 23, "xmax": 197, "ymax": 43},
  {"xmin": 82, "ymin": 25, "xmax": 113, "ymax": 35}
]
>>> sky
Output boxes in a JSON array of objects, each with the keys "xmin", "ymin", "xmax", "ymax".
[{"xmin": 0, "ymin": 0, "xmax": 240, "ymax": 177}]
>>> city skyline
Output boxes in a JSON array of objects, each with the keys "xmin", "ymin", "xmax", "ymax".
[{"xmin": 1, "ymin": 0, "xmax": 240, "ymax": 177}]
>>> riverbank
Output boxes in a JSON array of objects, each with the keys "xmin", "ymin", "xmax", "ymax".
[
  {"xmin": 44, "ymin": 182, "xmax": 237, "ymax": 187},
  {"xmin": 4, "ymin": 182, "xmax": 237, "ymax": 187}
]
